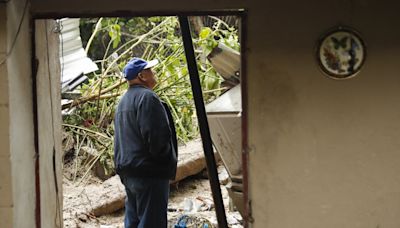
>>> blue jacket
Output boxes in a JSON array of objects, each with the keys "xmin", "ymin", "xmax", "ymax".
[{"xmin": 114, "ymin": 85, "xmax": 177, "ymax": 179}]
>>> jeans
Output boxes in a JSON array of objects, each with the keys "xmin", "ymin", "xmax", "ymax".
[{"xmin": 120, "ymin": 175, "xmax": 170, "ymax": 228}]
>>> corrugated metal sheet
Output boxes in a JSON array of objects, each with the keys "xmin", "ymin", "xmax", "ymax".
[
  {"xmin": 59, "ymin": 18, "xmax": 98, "ymax": 87},
  {"xmin": 207, "ymin": 42, "xmax": 240, "ymax": 86}
]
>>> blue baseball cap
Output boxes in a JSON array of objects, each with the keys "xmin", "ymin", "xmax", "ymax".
[{"xmin": 123, "ymin": 57, "xmax": 159, "ymax": 80}]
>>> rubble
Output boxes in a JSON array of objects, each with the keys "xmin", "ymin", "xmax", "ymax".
[
  {"xmin": 64, "ymin": 139, "xmax": 243, "ymax": 228},
  {"xmin": 64, "ymin": 175, "xmax": 243, "ymax": 228}
]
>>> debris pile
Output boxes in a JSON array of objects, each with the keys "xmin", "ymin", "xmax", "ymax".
[{"xmin": 63, "ymin": 139, "xmax": 243, "ymax": 228}]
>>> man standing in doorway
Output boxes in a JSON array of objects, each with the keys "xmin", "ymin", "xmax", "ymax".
[{"xmin": 114, "ymin": 57, "xmax": 178, "ymax": 228}]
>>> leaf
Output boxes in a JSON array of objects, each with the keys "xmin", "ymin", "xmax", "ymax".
[
  {"xmin": 199, "ymin": 27, "xmax": 212, "ymax": 39},
  {"xmin": 108, "ymin": 24, "xmax": 121, "ymax": 48},
  {"xmin": 112, "ymin": 37, "xmax": 121, "ymax": 49}
]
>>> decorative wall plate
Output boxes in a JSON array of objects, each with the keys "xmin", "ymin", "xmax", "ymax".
[{"xmin": 317, "ymin": 27, "xmax": 366, "ymax": 79}]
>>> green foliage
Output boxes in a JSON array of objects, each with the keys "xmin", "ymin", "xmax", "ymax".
[
  {"xmin": 64, "ymin": 16, "xmax": 240, "ymax": 179},
  {"xmin": 109, "ymin": 24, "xmax": 121, "ymax": 48}
]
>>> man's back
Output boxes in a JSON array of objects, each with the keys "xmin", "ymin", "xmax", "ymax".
[{"xmin": 114, "ymin": 85, "xmax": 177, "ymax": 179}]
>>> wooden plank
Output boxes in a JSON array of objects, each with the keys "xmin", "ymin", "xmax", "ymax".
[
  {"xmin": 46, "ymin": 19, "xmax": 64, "ymax": 228},
  {"xmin": 35, "ymin": 19, "xmax": 63, "ymax": 228}
]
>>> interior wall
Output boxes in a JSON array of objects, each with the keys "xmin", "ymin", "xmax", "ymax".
[
  {"xmin": 247, "ymin": 1, "xmax": 400, "ymax": 228},
  {"xmin": 6, "ymin": 0, "xmax": 36, "ymax": 227},
  {"xmin": 24, "ymin": 0, "xmax": 400, "ymax": 228},
  {"xmin": 0, "ymin": 3, "xmax": 13, "ymax": 228}
]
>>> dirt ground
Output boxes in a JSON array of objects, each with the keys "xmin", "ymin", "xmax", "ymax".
[{"xmin": 63, "ymin": 162, "xmax": 243, "ymax": 228}]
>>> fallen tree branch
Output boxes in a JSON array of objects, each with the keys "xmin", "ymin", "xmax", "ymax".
[
  {"xmin": 62, "ymin": 92, "xmax": 123, "ymax": 110},
  {"xmin": 62, "ymin": 123, "xmax": 111, "ymax": 140}
]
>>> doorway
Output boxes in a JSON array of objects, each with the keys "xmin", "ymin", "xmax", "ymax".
[{"xmin": 35, "ymin": 12, "xmax": 247, "ymax": 228}]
